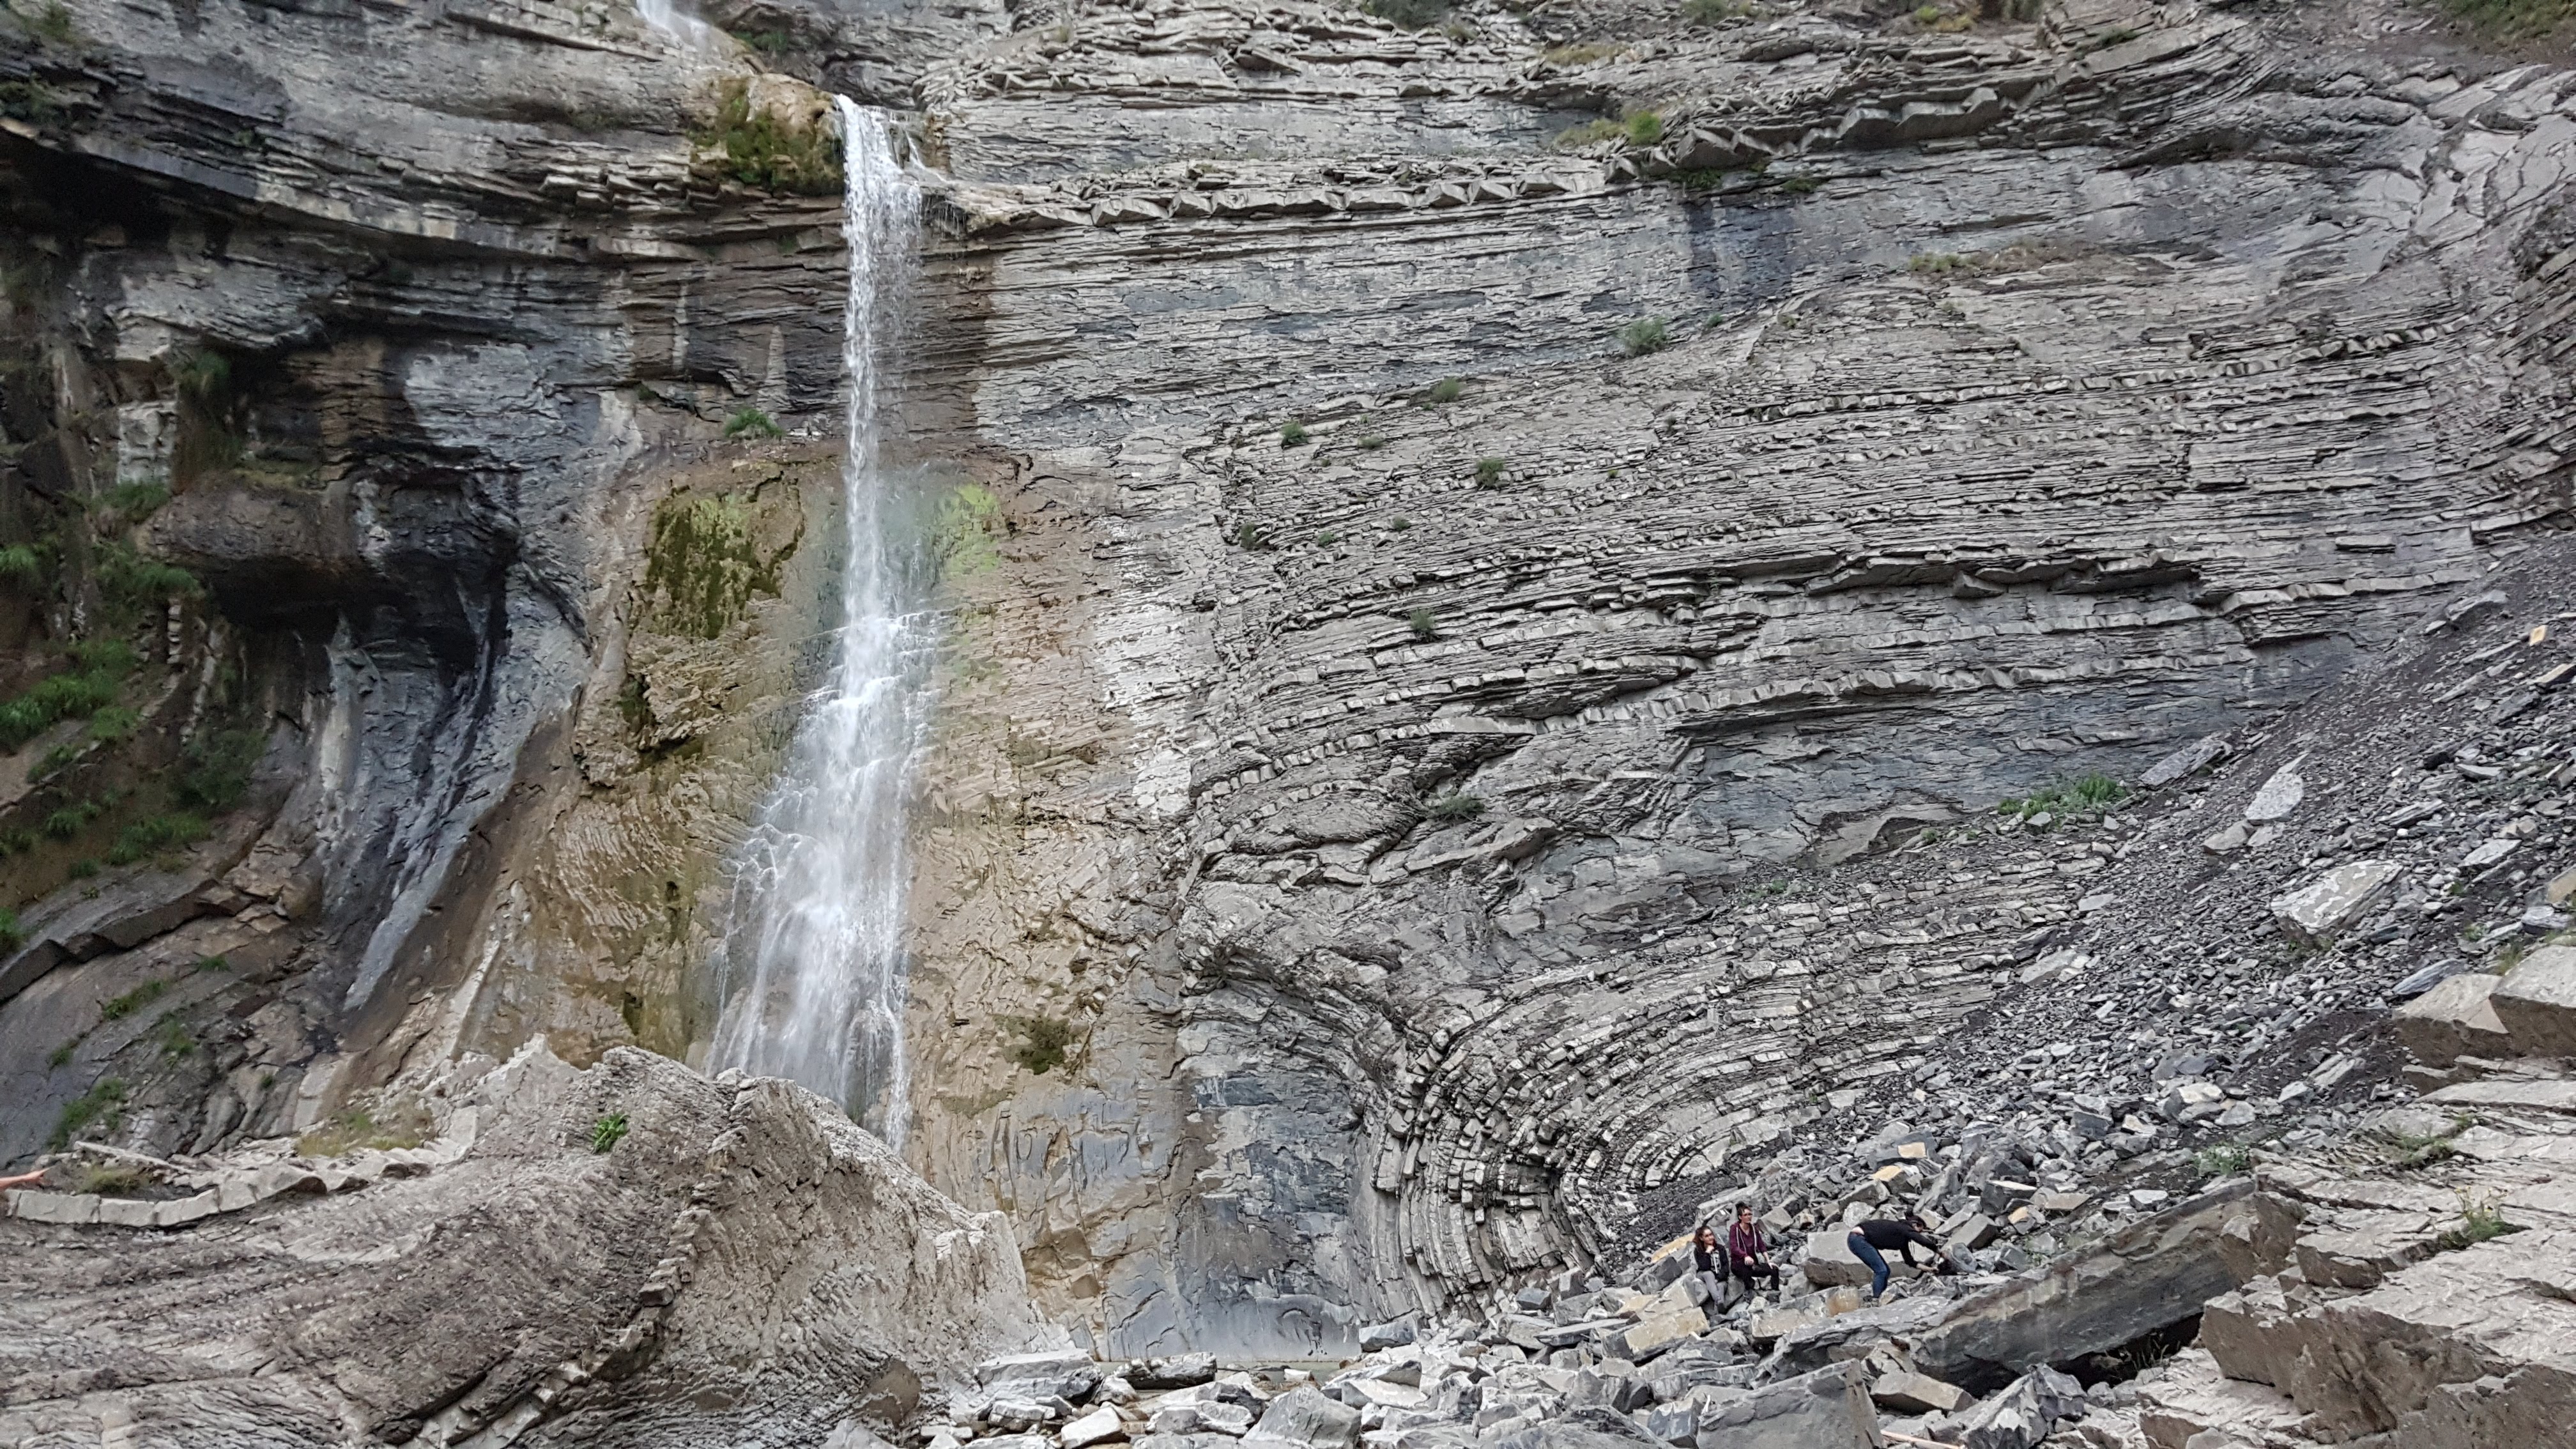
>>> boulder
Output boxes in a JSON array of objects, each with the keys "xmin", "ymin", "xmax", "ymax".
[
  {"xmin": 2492, "ymin": 946, "xmax": 2576, "ymax": 1057},
  {"xmin": 2133, "ymin": 1349, "xmax": 2306, "ymax": 1449},
  {"xmin": 1869, "ymin": 1372, "xmax": 1969, "ymax": 1416},
  {"xmin": 1357, "ymin": 1318, "xmax": 1415, "ymax": 1353},
  {"xmin": 1613, "ymin": 1307, "xmax": 1708, "ymax": 1361},
  {"xmin": 2269, "ymin": 860, "xmax": 2401, "ymax": 942},
  {"xmin": 1062, "ymin": 1406, "xmax": 1126, "ymax": 1448},
  {"xmin": 1911, "ymin": 1181, "xmax": 2297, "ymax": 1392},
  {"xmin": 982, "ymin": 1351, "xmax": 1104, "ymax": 1401},
  {"xmin": 1147, "ymin": 1402, "xmax": 1254, "ymax": 1437},
  {"xmin": 2394, "ymin": 973, "xmax": 2515, "ymax": 1067},
  {"xmin": 1763, "ymin": 1296, "xmax": 1951, "ymax": 1378},
  {"xmin": 1802, "ymin": 1229, "xmax": 1874, "ymax": 1288},
  {"xmin": 1130, "ymin": 1354, "xmax": 1219, "ymax": 1390},
  {"xmin": 1690, "ymin": 1363, "xmax": 1880, "ymax": 1448},
  {"xmin": 1943, "ymin": 1365, "xmax": 2083, "ymax": 1449},
  {"xmin": 1241, "ymin": 1387, "xmax": 1359, "ymax": 1449}
]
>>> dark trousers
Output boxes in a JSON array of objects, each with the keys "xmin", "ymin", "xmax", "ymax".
[
  {"xmin": 1730, "ymin": 1255, "xmax": 1779, "ymax": 1293},
  {"xmin": 1848, "ymin": 1232, "xmax": 1891, "ymax": 1299}
]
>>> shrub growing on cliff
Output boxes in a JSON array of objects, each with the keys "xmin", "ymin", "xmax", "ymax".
[
  {"xmin": 1423, "ymin": 791, "xmax": 1485, "ymax": 822},
  {"xmin": 696, "ymin": 79, "xmax": 841, "ymax": 196},
  {"xmin": 591, "ymin": 1114, "xmax": 631, "ymax": 1153},
  {"xmin": 0, "ymin": 907, "xmax": 20, "ymax": 950},
  {"xmin": 723, "ymin": 407, "xmax": 785, "ymax": 440},
  {"xmin": 1426, "ymin": 377, "xmax": 1464, "ymax": 405},
  {"xmin": 50, "ymin": 1078, "xmax": 125, "ymax": 1149},
  {"xmin": 1554, "ymin": 118, "xmax": 1625, "ymax": 150},
  {"xmin": 0, "ymin": 543, "xmax": 43, "ymax": 585},
  {"xmin": 1618, "ymin": 317, "xmax": 1671, "ymax": 356},
  {"xmin": 1280, "ymin": 422, "xmax": 1310, "ymax": 447},
  {"xmin": 1407, "ymin": 608, "xmax": 1439, "ymax": 641},
  {"xmin": 179, "ymin": 728, "xmax": 264, "ymax": 812},
  {"xmin": 1227, "ymin": 519, "xmax": 1275, "ymax": 551},
  {"xmin": 107, "ymin": 813, "xmax": 209, "ymax": 866},
  {"xmin": 1473, "ymin": 456, "xmax": 1508, "ymax": 487},
  {"xmin": 1361, "ymin": 0, "xmax": 1451, "ymax": 27},
  {"xmin": 1626, "ymin": 111, "xmax": 1664, "ymax": 146},
  {"xmin": 999, "ymin": 1015, "xmax": 1078, "ymax": 1075}
]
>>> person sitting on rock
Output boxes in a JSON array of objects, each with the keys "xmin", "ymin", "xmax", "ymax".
[
  {"xmin": 1848, "ymin": 1212, "xmax": 1954, "ymax": 1301},
  {"xmin": 1726, "ymin": 1204, "xmax": 1781, "ymax": 1298},
  {"xmin": 1689, "ymin": 1225, "xmax": 1728, "ymax": 1308}
]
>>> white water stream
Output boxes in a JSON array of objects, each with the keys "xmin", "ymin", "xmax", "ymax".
[{"xmin": 709, "ymin": 100, "xmax": 930, "ymax": 1147}]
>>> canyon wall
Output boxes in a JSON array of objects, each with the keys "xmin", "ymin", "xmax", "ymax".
[{"xmin": 5, "ymin": 0, "xmax": 2575, "ymax": 1363}]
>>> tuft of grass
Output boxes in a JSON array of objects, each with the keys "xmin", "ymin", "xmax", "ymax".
[
  {"xmin": 0, "ymin": 642, "xmax": 136, "ymax": 751},
  {"xmin": 26, "ymin": 0, "xmax": 76, "ymax": 44},
  {"xmin": 195, "ymin": 954, "xmax": 229, "ymax": 972},
  {"xmin": 1618, "ymin": 317, "xmax": 1671, "ymax": 357},
  {"xmin": 107, "ymin": 813, "xmax": 210, "ymax": 866},
  {"xmin": 1554, "ymin": 119, "xmax": 1626, "ymax": 151},
  {"xmin": 100, "ymin": 979, "xmax": 169, "ymax": 1022},
  {"xmin": 2085, "ymin": 26, "xmax": 2138, "ymax": 49},
  {"xmin": 1408, "ymin": 608, "xmax": 1439, "ymax": 641},
  {"xmin": 723, "ymin": 407, "xmax": 785, "ymax": 440},
  {"xmin": 1999, "ymin": 772, "xmax": 2126, "ymax": 825},
  {"xmin": 65, "ymin": 1162, "xmax": 148, "ymax": 1196},
  {"xmin": 1358, "ymin": 434, "xmax": 1387, "ymax": 451},
  {"xmin": 1426, "ymin": 377, "xmax": 1464, "ymax": 405},
  {"xmin": 48, "ymin": 1037, "xmax": 76, "ymax": 1067},
  {"xmin": 999, "ymin": 1014, "xmax": 1078, "ymax": 1075},
  {"xmin": 96, "ymin": 542, "xmax": 200, "ymax": 606},
  {"xmin": 694, "ymin": 78, "xmax": 841, "ymax": 195},
  {"xmin": 2437, "ymin": 1188, "xmax": 2523, "ymax": 1252},
  {"xmin": 1473, "ymin": 457, "xmax": 1508, "ymax": 487},
  {"xmin": 1423, "ymin": 791, "xmax": 1485, "ymax": 822},
  {"xmin": 1626, "ymin": 111, "xmax": 1664, "ymax": 147},
  {"xmin": 296, "ymin": 1103, "xmax": 434, "ymax": 1159},
  {"xmin": 50, "ymin": 1078, "xmax": 125, "ymax": 1149},
  {"xmin": 1683, "ymin": 0, "xmax": 1749, "ymax": 21},
  {"xmin": 591, "ymin": 1114, "xmax": 630, "ymax": 1153},
  {"xmin": 155, "ymin": 1013, "xmax": 194, "ymax": 1059},
  {"xmin": 0, "ymin": 542, "xmax": 45, "ymax": 584},
  {"xmin": 1280, "ymin": 422, "xmax": 1310, "ymax": 447},
  {"xmin": 2194, "ymin": 1144, "xmax": 2252, "ymax": 1179},
  {"xmin": 104, "ymin": 482, "xmax": 170, "ymax": 519},
  {"xmin": 1314, "ymin": 530, "xmax": 1338, "ymax": 546},
  {"xmin": 1388, "ymin": 516, "xmax": 1410, "ymax": 531},
  {"xmin": 1779, "ymin": 176, "xmax": 1820, "ymax": 195},
  {"xmin": 0, "ymin": 907, "xmax": 20, "ymax": 951},
  {"xmin": 1228, "ymin": 520, "xmax": 1275, "ymax": 551}
]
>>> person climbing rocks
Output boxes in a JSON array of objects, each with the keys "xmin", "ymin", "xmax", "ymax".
[
  {"xmin": 1848, "ymin": 1212, "xmax": 1955, "ymax": 1301},
  {"xmin": 1726, "ymin": 1203, "xmax": 1781, "ymax": 1296}
]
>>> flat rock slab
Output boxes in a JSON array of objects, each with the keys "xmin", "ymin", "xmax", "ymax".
[
  {"xmin": 2493, "ymin": 947, "xmax": 2576, "ymax": 1057},
  {"xmin": 2270, "ymin": 860, "xmax": 2401, "ymax": 942}
]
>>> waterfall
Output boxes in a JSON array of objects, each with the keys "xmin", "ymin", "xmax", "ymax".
[
  {"xmin": 632, "ymin": 0, "xmax": 721, "ymax": 53},
  {"xmin": 709, "ymin": 100, "xmax": 930, "ymax": 1149}
]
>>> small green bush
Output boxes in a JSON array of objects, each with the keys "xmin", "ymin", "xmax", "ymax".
[
  {"xmin": 50, "ymin": 1078, "xmax": 125, "ymax": 1148},
  {"xmin": 1423, "ymin": 791, "xmax": 1485, "ymax": 822},
  {"xmin": 0, "ymin": 644, "xmax": 134, "ymax": 750},
  {"xmin": 723, "ymin": 407, "xmax": 785, "ymax": 440},
  {"xmin": 1280, "ymin": 422, "xmax": 1310, "ymax": 447},
  {"xmin": 101, "ymin": 979, "xmax": 169, "ymax": 1021},
  {"xmin": 1473, "ymin": 457, "xmax": 1508, "ymax": 487},
  {"xmin": 1626, "ymin": 111, "xmax": 1664, "ymax": 146},
  {"xmin": 2437, "ymin": 1190, "xmax": 2522, "ymax": 1252},
  {"xmin": 178, "ymin": 728, "xmax": 263, "ymax": 812},
  {"xmin": 999, "ymin": 1014, "xmax": 1078, "ymax": 1075},
  {"xmin": 695, "ymin": 77, "xmax": 841, "ymax": 195},
  {"xmin": 0, "ymin": 907, "xmax": 20, "ymax": 949},
  {"xmin": 1427, "ymin": 377, "xmax": 1464, "ymax": 405},
  {"xmin": 1228, "ymin": 520, "xmax": 1275, "ymax": 551},
  {"xmin": 27, "ymin": 0, "xmax": 76, "ymax": 44},
  {"xmin": 1358, "ymin": 435, "xmax": 1387, "ymax": 451},
  {"xmin": 2194, "ymin": 1144, "xmax": 2252, "ymax": 1179},
  {"xmin": 107, "ymin": 813, "xmax": 208, "ymax": 866},
  {"xmin": 96, "ymin": 543, "xmax": 200, "ymax": 604},
  {"xmin": 1314, "ymin": 530, "xmax": 1338, "ymax": 546},
  {"xmin": 1618, "ymin": 317, "xmax": 1671, "ymax": 356},
  {"xmin": 44, "ymin": 798, "xmax": 105, "ymax": 839},
  {"xmin": 0, "ymin": 542, "xmax": 44, "ymax": 583},
  {"xmin": 48, "ymin": 1038, "xmax": 75, "ymax": 1067},
  {"xmin": 1408, "ymin": 608, "xmax": 1439, "ymax": 641},
  {"xmin": 196, "ymin": 954, "xmax": 229, "ymax": 972},
  {"xmin": 1388, "ymin": 516, "xmax": 1410, "ymax": 531},
  {"xmin": 1999, "ymin": 773, "xmax": 2126, "ymax": 825},
  {"xmin": 156, "ymin": 1013, "xmax": 194, "ymax": 1058},
  {"xmin": 592, "ymin": 1114, "xmax": 631, "ymax": 1153},
  {"xmin": 105, "ymin": 482, "xmax": 170, "ymax": 519}
]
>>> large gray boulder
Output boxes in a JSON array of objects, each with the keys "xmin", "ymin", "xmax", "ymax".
[
  {"xmin": 1763, "ymin": 1295, "xmax": 1954, "ymax": 1379},
  {"xmin": 0, "ymin": 1046, "xmax": 1055, "ymax": 1448},
  {"xmin": 1690, "ymin": 1364, "xmax": 1881, "ymax": 1449},
  {"xmin": 1241, "ymin": 1386, "xmax": 1361, "ymax": 1449},
  {"xmin": 1942, "ymin": 1365, "xmax": 2083, "ymax": 1449},
  {"xmin": 2492, "ymin": 947, "xmax": 2576, "ymax": 1057},
  {"xmin": 1910, "ymin": 1181, "xmax": 2299, "ymax": 1391}
]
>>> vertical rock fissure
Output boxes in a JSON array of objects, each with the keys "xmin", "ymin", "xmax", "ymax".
[{"xmin": 709, "ymin": 100, "xmax": 928, "ymax": 1149}]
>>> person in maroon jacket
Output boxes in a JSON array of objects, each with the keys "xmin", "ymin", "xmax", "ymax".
[{"xmin": 1726, "ymin": 1203, "xmax": 1782, "ymax": 1296}]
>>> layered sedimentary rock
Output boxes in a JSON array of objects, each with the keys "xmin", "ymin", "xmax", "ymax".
[
  {"xmin": 10, "ymin": 0, "xmax": 2576, "ymax": 1369},
  {"xmin": 0, "ymin": 1044, "xmax": 1054, "ymax": 1447}
]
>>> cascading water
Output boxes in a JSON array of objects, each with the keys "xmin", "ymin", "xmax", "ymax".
[{"xmin": 709, "ymin": 100, "xmax": 931, "ymax": 1148}]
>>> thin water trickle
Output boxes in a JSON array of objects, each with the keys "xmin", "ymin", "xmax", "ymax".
[
  {"xmin": 633, "ymin": 0, "xmax": 721, "ymax": 52},
  {"xmin": 709, "ymin": 101, "xmax": 930, "ymax": 1148}
]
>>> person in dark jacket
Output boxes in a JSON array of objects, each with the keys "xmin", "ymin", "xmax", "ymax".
[
  {"xmin": 1848, "ymin": 1213, "xmax": 1954, "ymax": 1300},
  {"xmin": 1725, "ymin": 1204, "xmax": 1781, "ymax": 1296},
  {"xmin": 1689, "ymin": 1225, "xmax": 1728, "ymax": 1308}
]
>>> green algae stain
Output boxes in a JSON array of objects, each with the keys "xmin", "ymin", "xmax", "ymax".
[
  {"xmin": 641, "ymin": 489, "xmax": 795, "ymax": 640},
  {"xmin": 931, "ymin": 482, "xmax": 1002, "ymax": 580}
]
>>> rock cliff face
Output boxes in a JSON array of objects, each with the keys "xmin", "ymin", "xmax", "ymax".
[{"xmin": 6, "ymin": 0, "xmax": 2576, "ymax": 1369}]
